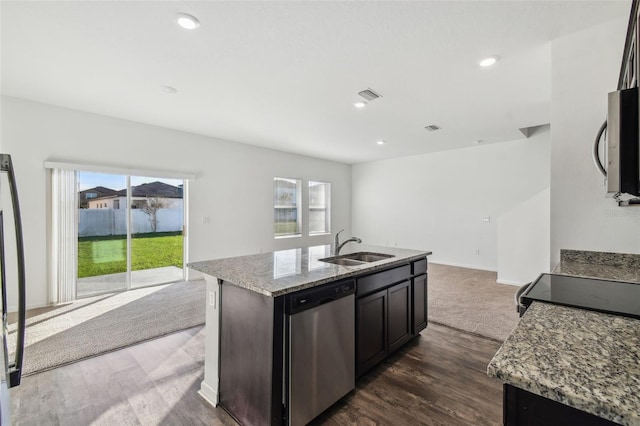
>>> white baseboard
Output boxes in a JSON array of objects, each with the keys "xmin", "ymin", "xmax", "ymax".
[
  {"xmin": 430, "ymin": 261, "xmax": 527, "ymax": 286},
  {"xmin": 198, "ymin": 381, "xmax": 219, "ymax": 408},
  {"xmin": 429, "ymin": 260, "xmax": 497, "ymax": 273},
  {"xmin": 496, "ymin": 279, "xmax": 526, "ymax": 286}
]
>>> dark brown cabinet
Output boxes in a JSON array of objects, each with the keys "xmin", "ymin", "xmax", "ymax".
[
  {"xmin": 412, "ymin": 273, "xmax": 427, "ymax": 334},
  {"xmin": 356, "ymin": 280, "xmax": 412, "ymax": 376},
  {"xmin": 388, "ymin": 280, "xmax": 412, "ymax": 353},
  {"xmin": 504, "ymin": 384, "xmax": 618, "ymax": 426},
  {"xmin": 356, "ymin": 288, "xmax": 388, "ymax": 376},
  {"xmin": 219, "ymin": 283, "xmax": 284, "ymax": 426}
]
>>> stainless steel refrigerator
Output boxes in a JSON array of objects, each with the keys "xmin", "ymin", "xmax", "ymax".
[{"xmin": 0, "ymin": 154, "xmax": 27, "ymax": 425}]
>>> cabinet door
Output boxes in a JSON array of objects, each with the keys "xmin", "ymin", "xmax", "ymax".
[
  {"xmin": 357, "ymin": 289, "xmax": 387, "ymax": 377},
  {"xmin": 413, "ymin": 274, "xmax": 428, "ymax": 334},
  {"xmin": 388, "ymin": 280, "xmax": 412, "ymax": 354},
  {"xmin": 504, "ymin": 384, "xmax": 619, "ymax": 426}
]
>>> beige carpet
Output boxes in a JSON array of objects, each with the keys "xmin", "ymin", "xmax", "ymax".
[
  {"xmin": 7, "ymin": 280, "xmax": 206, "ymax": 375},
  {"xmin": 428, "ymin": 263, "xmax": 519, "ymax": 341}
]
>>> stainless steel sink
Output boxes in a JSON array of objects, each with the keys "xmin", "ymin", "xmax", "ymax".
[
  {"xmin": 341, "ymin": 252, "xmax": 394, "ymax": 262},
  {"xmin": 319, "ymin": 252, "xmax": 395, "ymax": 266},
  {"xmin": 321, "ymin": 258, "xmax": 366, "ymax": 266}
]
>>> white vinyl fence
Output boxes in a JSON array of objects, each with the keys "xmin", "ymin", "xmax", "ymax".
[{"xmin": 78, "ymin": 209, "xmax": 183, "ymax": 237}]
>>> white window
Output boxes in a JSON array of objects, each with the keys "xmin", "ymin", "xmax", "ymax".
[
  {"xmin": 274, "ymin": 177, "xmax": 301, "ymax": 238},
  {"xmin": 309, "ymin": 181, "xmax": 330, "ymax": 235}
]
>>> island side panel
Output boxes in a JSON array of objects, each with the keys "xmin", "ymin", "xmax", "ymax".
[
  {"xmin": 219, "ymin": 282, "xmax": 284, "ymax": 426},
  {"xmin": 199, "ymin": 275, "xmax": 221, "ymax": 406}
]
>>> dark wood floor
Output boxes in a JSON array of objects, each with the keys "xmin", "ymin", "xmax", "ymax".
[
  {"xmin": 11, "ymin": 323, "xmax": 502, "ymax": 425},
  {"xmin": 314, "ymin": 324, "xmax": 503, "ymax": 425}
]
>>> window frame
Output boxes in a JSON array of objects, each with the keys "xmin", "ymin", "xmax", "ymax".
[
  {"xmin": 273, "ymin": 177, "xmax": 302, "ymax": 239},
  {"xmin": 308, "ymin": 180, "xmax": 331, "ymax": 236}
]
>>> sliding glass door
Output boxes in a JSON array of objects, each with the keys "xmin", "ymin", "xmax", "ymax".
[
  {"xmin": 77, "ymin": 172, "xmax": 128, "ymax": 297},
  {"xmin": 130, "ymin": 175, "xmax": 184, "ymax": 289},
  {"xmin": 76, "ymin": 172, "xmax": 185, "ymax": 298}
]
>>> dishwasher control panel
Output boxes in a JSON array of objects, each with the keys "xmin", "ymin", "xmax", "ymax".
[{"xmin": 286, "ymin": 279, "xmax": 355, "ymax": 315}]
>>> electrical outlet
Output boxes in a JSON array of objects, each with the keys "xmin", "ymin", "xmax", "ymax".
[
  {"xmin": 474, "ymin": 249, "xmax": 480, "ymax": 255},
  {"xmin": 202, "ymin": 216, "xmax": 211, "ymax": 225},
  {"xmin": 482, "ymin": 216, "xmax": 491, "ymax": 223}
]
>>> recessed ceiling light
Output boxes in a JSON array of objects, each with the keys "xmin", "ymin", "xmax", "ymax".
[
  {"xmin": 376, "ymin": 140, "xmax": 385, "ymax": 145},
  {"xmin": 177, "ymin": 13, "xmax": 200, "ymax": 30},
  {"xmin": 161, "ymin": 85, "xmax": 178, "ymax": 94},
  {"xmin": 479, "ymin": 56, "xmax": 499, "ymax": 67},
  {"xmin": 354, "ymin": 101, "xmax": 367, "ymax": 109}
]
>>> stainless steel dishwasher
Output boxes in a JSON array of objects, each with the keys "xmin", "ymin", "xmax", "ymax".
[{"xmin": 287, "ymin": 279, "xmax": 355, "ymax": 426}]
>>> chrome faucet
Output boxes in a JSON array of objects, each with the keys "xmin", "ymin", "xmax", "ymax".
[{"xmin": 334, "ymin": 229, "xmax": 362, "ymax": 255}]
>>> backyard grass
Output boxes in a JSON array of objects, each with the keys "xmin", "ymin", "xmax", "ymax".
[
  {"xmin": 275, "ymin": 222, "xmax": 298, "ymax": 236},
  {"xmin": 77, "ymin": 232, "xmax": 183, "ymax": 278}
]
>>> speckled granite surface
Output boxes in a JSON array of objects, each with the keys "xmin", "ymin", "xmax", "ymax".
[
  {"xmin": 554, "ymin": 249, "xmax": 640, "ymax": 284},
  {"xmin": 488, "ymin": 302, "xmax": 640, "ymax": 426},
  {"xmin": 188, "ymin": 244, "xmax": 431, "ymax": 297}
]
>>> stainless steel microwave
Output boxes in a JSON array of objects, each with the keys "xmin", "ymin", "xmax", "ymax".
[{"xmin": 593, "ymin": 87, "xmax": 640, "ymax": 200}]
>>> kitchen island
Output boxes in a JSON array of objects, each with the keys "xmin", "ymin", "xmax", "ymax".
[{"xmin": 188, "ymin": 244, "xmax": 431, "ymax": 426}]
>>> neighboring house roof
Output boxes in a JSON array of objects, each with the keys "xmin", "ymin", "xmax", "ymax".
[
  {"xmin": 80, "ymin": 181, "xmax": 183, "ymax": 201},
  {"xmin": 79, "ymin": 186, "xmax": 119, "ymax": 200},
  {"xmin": 116, "ymin": 181, "xmax": 183, "ymax": 199}
]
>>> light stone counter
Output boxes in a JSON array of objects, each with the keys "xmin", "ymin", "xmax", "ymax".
[
  {"xmin": 553, "ymin": 249, "xmax": 640, "ymax": 284},
  {"xmin": 188, "ymin": 244, "xmax": 431, "ymax": 297},
  {"xmin": 488, "ymin": 302, "xmax": 640, "ymax": 426}
]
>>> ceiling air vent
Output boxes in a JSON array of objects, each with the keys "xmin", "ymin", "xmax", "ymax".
[
  {"xmin": 424, "ymin": 124, "xmax": 441, "ymax": 132},
  {"xmin": 358, "ymin": 88, "xmax": 382, "ymax": 101}
]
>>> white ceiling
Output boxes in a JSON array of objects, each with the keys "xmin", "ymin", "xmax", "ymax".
[{"xmin": 0, "ymin": 1, "xmax": 631, "ymax": 164}]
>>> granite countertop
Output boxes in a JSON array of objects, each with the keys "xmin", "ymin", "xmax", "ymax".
[
  {"xmin": 487, "ymin": 302, "xmax": 640, "ymax": 426},
  {"xmin": 554, "ymin": 249, "xmax": 640, "ymax": 284},
  {"xmin": 188, "ymin": 244, "xmax": 431, "ymax": 297}
]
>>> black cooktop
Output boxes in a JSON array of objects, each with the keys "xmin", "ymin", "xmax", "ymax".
[{"xmin": 521, "ymin": 273, "xmax": 640, "ymax": 319}]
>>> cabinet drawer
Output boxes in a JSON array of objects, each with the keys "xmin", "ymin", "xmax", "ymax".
[
  {"xmin": 412, "ymin": 258, "xmax": 427, "ymax": 276},
  {"xmin": 357, "ymin": 265, "xmax": 411, "ymax": 297}
]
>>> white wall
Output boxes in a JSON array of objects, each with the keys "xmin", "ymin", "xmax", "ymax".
[
  {"xmin": 0, "ymin": 96, "xmax": 351, "ymax": 309},
  {"xmin": 550, "ymin": 17, "xmax": 639, "ymax": 267},
  {"xmin": 497, "ymin": 188, "xmax": 550, "ymax": 285},
  {"xmin": 351, "ymin": 125, "xmax": 550, "ymax": 271}
]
